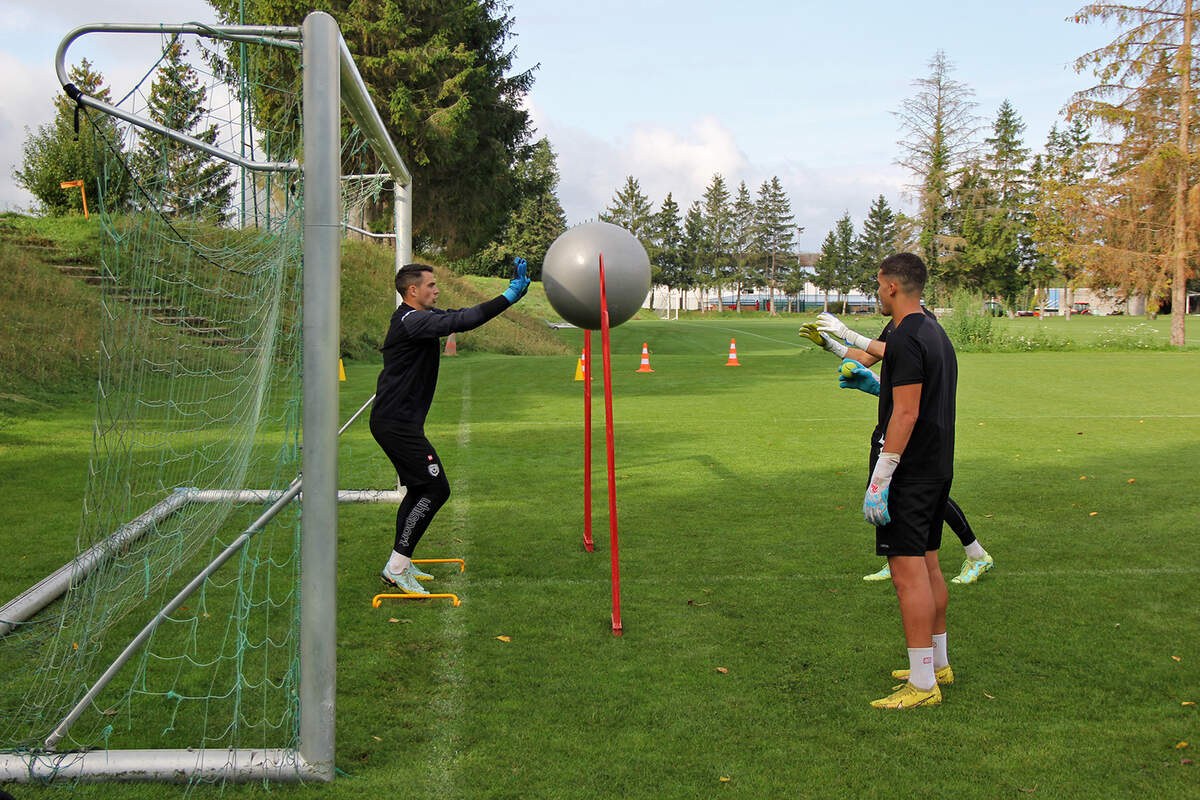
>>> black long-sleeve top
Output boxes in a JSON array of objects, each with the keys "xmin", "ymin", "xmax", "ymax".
[{"xmin": 370, "ymin": 295, "xmax": 511, "ymax": 427}]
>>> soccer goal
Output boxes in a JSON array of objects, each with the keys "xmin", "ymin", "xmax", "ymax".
[{"xmin": 0, "ymin": 12, "xmax": 408, "ymax": 784}]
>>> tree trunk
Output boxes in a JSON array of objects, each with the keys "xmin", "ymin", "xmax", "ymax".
[{"xmin": 1171, "ymin": 0, "xmax": 1192, "ymax": 346}]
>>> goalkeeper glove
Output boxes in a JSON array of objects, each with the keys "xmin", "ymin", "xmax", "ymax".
[
  {"xmin": 799, "ymin": 322, "xmax": 848, "ymax": 358},
  {"xmin": 863, "ymin": 452, "xmax": 899, "ymax": 526},
  {"xmin": 816, "ymin": 311, "xmax": 873, "ymax": 352},
  {"xmin": 503, "ymin": 257, "xmax": 531, "ymax": 304},
  {"xmin": 838, "ymin": 359, "xmax": 880, "ymax": 396}
]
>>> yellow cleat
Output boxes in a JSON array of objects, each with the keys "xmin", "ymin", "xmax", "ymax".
[
  {"xmin": 890, "ymin": 664, "xmax": 954, "ymax": 685},
  {"xmin": 950, "ymin": 554, "xmax": 994, "ymax": 585},
  {"xmin": 870, "ymin": 681, "xmax": 942, "ymax": 709}
]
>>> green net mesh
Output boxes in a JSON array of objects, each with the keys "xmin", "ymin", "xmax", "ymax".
[{"xmin": 0, "ymin": 27, "xmax": 391, "ymax": 776}]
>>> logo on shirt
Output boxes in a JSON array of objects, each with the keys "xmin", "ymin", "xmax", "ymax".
[{"xmin": 428, "ymin": 462, "xmax": 440, "ymax": 477}]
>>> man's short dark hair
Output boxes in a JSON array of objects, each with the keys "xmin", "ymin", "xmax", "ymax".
[
  {"xmin": 395, "ymin": 263, "xmax": 433, "ymax": 296},
  {"xmin": 879, "ymin": 252, "xmax": 927, "ymax": 295}
]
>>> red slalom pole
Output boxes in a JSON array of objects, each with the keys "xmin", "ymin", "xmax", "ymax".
[
  {"xmin": 598, "ymin": 254, "xmax": 622, "ymax": 635},
  {"xmin": 582, "ymin": 330, "xmax": 594, "ymax": 552}
]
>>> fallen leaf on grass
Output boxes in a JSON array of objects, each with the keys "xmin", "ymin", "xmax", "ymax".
[
  {"xmin": 687, "ymin": 599, "xmax": 710, "ymax": 606},
  {"xmin": 1089, "ymin": 512, "xmax": 1099, "ymax": 517},
  {"xmin": 1018, "ymin": 786, "xmax": 1038, "ymax": 794},
  {"xmin": 719, "ymin": 777, "xmax": 731, "ymax": 783},
  {"xmin": 1183, "ymin": 701, "xmax": 1196, "ymax": 707},
  {"xmin": 372, "ymin": 735, "xmax": 382, "ymax": 742},
  {"xmin": 715, "ymin": 667, "xmax": 729, "ymax": 674},
  {"xmin": 984, "ymin": 514, "xmax": 994, "ymax": 519},
  {"xmin": 1173, "ymin": 656, "xmax": 1182, "ymax": 662},
  {"xmin": 1080, "ymin": 475, "xmax": 1088, "ymax": 480},
  {"xmin": 101, "ymin": 708, "xmax": 118, "ymax": 716},
  {"xmin": 1176, "ymin": 742, "xmax": 1189, "ymax": 750},
  {"xmin": 454, "ymin": 537, "xmax": 464, "ymax": 543},
  {"xmin": 836, "ymin": 505, "xmax": 844, "ymax": 511},
  {"xmin": 1128, "ymin": 478, "xmax": 1136, "ymax": 483},
  {"xmin": 1182, "ymin": 758, "xmax": 1194, "ymax": 765},
  {"xmin": 496, "ymin": 635, "xmax": 511, "ymax": 643},
  {"xmin": 983, "ymin": 692, "xmax": 995, "ymax": 700},
  {"xmin": 828, "ymin": 589, "xmax": 838, "ymax": 594},
  {"xmin": 388, "ymin": 618, "xmax": 413, "ymax": 624}
]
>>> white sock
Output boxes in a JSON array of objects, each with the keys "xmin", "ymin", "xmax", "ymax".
[
  {"xmin": 387, "ymin": 551, "xmax": 411, "ymax": 573},
  {"xmin": 932, "ymin": 632, "xmax": 949, "ymax": 670},
  {"xmin": 907, "ymin": 647, "xmax": 936, "ymax": 690},
  {"xmin": 964, "ymin": 541, "xmax": 987, "ymax": 560}
]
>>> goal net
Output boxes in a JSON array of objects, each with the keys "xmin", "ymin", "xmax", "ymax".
[{"xmin": 0, "ymin": 13, "xmax": 408, "ymax": 785}]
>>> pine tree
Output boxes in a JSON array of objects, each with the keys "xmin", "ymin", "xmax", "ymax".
[
  {"xmin": 700, "ymin": 174, "xmax": 733, "ymax": 307},
  {"xmin": 949, "ymin": 100, "xmax": 1032, "ymax": 302},
  {"xmin": 894, "ymin": 50, "xmax": 980, "ymax": 283},
  {"xmin": 681, "ymin": 200, "xmax": 709, "ymax": 311},
  {"xmin": 1070, "ymin": 0, "xmax": 1198, "ymax": 344},
  {"xmin": 729, "ymin": 182, "xmax": 757, "ymax": 311},
  {"xmin": 16, "ymin": 59, "xmax": 131, "ymax": 214},
  {"xmin": 831, "ymin": 212, "xmax": 858, "ymax": 312},
  {"xmin": 131, "ymin": 40, "xmax": 233, "ymax": 222},
  {"xmin": 1031, "ymin": 120, "xmax": 1093, "ymax": 314},
  {"xmin": 490, "ymin": 138, "xmax": 566, "ymax": 279},
  {"xmin": 854, "ymin": 195, "xmax": 899, "ymax": 306},
  {"xmin": 812, "ymin": 230, "xmax": 840, "ymax": 311},
  {"xmin": 753, "ymin": 177, "xmax": 796, "ymax": 313},
  {"xmin": 599, "ymin": 175, "xmax": 655, "ymax": 243},
  {"xmin": 209, "ymin": 0, "xmax": 534, "ymax": 255},
  {"xmin": 654, "ymin": 193, "xmax": 689, "ymax": 312}
]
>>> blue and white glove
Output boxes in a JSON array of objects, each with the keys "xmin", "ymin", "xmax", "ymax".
[
  {"xmin": 863, "ymin": 452, "xmax": 899, "ymax": 526},
  {"xmin": 816, "ymin": 312, "xmax": 873, "ymax": 352},
  {"xmin": 799, "ymin": 322, "xmax": 849, "ymax": 358},
  {"xmin": 503, "ymin": 257, "xmax": 531, "ymax": 304},
  {"xmin": 838, "ymin": 359, "xmax": 880, "ymax": 396}
]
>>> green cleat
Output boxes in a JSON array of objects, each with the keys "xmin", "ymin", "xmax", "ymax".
[
  {"xmin": 891, "ymin": 664, "xmax": 955, "ymax": 685},
  {"xmin": 409, "ymin": 563, "xmax": 435, "ymax": 580},
  {"xmin": 950, "ymin": 554, "xmax": 994, "ymax": 585},
  {"xmin": 381, "ymin": 566, "xmax": 429, "ymax": 595},
  {"xmin": 862, "ymin": 562, "xmax": 891, "ymax": 582},
  {"xmin": 870, "ymin": 681, "xmax": 941, "ymax": 709}
]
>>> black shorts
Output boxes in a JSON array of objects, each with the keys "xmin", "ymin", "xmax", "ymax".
[
  {"xmin": 875, "ymin": 479, "xmax": 952, "ymax": 557},
  {"xmin": 369, "ymin": 419, "xmax": 446, "ymax": 488}
]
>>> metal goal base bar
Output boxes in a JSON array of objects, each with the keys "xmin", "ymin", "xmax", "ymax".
[{"xmin": 0, "ymin": 747, "xmax": 329, "ymax": 783}]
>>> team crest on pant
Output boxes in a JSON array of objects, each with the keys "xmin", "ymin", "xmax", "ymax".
[{"xmin": 428, "ymin": 462, "xmax": 440, "ymax": 477}]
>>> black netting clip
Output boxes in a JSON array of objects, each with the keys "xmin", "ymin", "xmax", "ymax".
[{"xmin": 64, "ymin": 83, "xmax": 83, "ymax": 141}]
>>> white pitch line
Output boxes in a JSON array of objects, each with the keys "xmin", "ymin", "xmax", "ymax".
[
  {"xmin": 463, "ymin": 564, "xmax": 1200, "ymax": 589},
  {"xmin": 669, "ymin": 318, "xmax": 817, "ymax": 350},
  {"xmin": 428, "ymin": 372, "xmax": 471, "ymax": 797}
]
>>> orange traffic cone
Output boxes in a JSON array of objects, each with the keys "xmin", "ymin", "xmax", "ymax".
[
  {"xmin": 635, "ymin": 342, "xmax": 654, "ymax": 373},
  {"xmin": 724, "ymin": 338, "xmax": 741, "ymax": 367},
  {"xmin": 574, "ymin": 350, "xmax": 586, "ymax": 381},
  {"xmin": 443, "ymin": 333, "xmax": 457, "ymax": 356}
]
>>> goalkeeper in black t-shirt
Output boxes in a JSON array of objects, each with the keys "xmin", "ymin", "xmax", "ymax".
[
  {"xmin": 370, "ymin": 259, "xmax": 530, "ymax": 595},
  {"xmin": 804, "ymin": 253, "xmax": 960, "ymax": 709},
  {"xmin": 800, "ymin": 315, "xmax": 993, "ymax": 587}
]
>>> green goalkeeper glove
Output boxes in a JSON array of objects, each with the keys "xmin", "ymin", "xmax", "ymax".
[{"xmin": 799, "ymin": 322, "xmax": 848, "ymax": 358}]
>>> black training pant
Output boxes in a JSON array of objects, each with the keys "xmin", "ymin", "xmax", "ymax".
[
  {"xmin": 868, "ymin": 442, "xmax": 976, "ymax": 549},
  {"xmin": 370, "ymin": 420, "xmax": 451, "ymax": 557}
]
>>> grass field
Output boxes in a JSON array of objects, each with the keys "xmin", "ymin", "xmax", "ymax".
[{"xmin": 1, "ymin": 316, "xmax": 1198, "ymax": 798}]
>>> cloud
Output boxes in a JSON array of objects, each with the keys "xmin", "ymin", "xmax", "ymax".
[{"xmin": 527, "ymin": 100, "xmax": 915, "ymax": 252}]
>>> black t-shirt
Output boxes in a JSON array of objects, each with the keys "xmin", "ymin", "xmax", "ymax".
[
  {"xmin": 873, "ymin": 308, "xmax": 957, "ymax": 481},
  {"xmin": 370, "ymin": 295, "xmax": 511, "ymax": 427}
]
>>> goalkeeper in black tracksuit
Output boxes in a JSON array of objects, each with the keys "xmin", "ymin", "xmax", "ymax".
[{"xmin": 371, "ymin": 259, "xmax": 529, "ymax": 594}]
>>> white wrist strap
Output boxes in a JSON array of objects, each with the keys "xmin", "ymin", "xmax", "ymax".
[
  {"xmin": 821, "ymin": 333, "xmax": 848, "ymax": 358},
  {"xmin": 846, "ymin": 329, "xmax": 874, "ymax": 352},
  {"xmin": 870, "ymin": 451, "xmax": 900, "ymax": 490}
]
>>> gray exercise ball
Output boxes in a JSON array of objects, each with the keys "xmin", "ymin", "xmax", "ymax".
[{"xmin": 542, "ymin": 221, "xmax": 651, "ymax": 330}]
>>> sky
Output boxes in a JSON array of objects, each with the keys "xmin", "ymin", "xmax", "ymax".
[{"xmin": 0, "ymin": 0, "xmax": 1120, "ymax": 251}]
